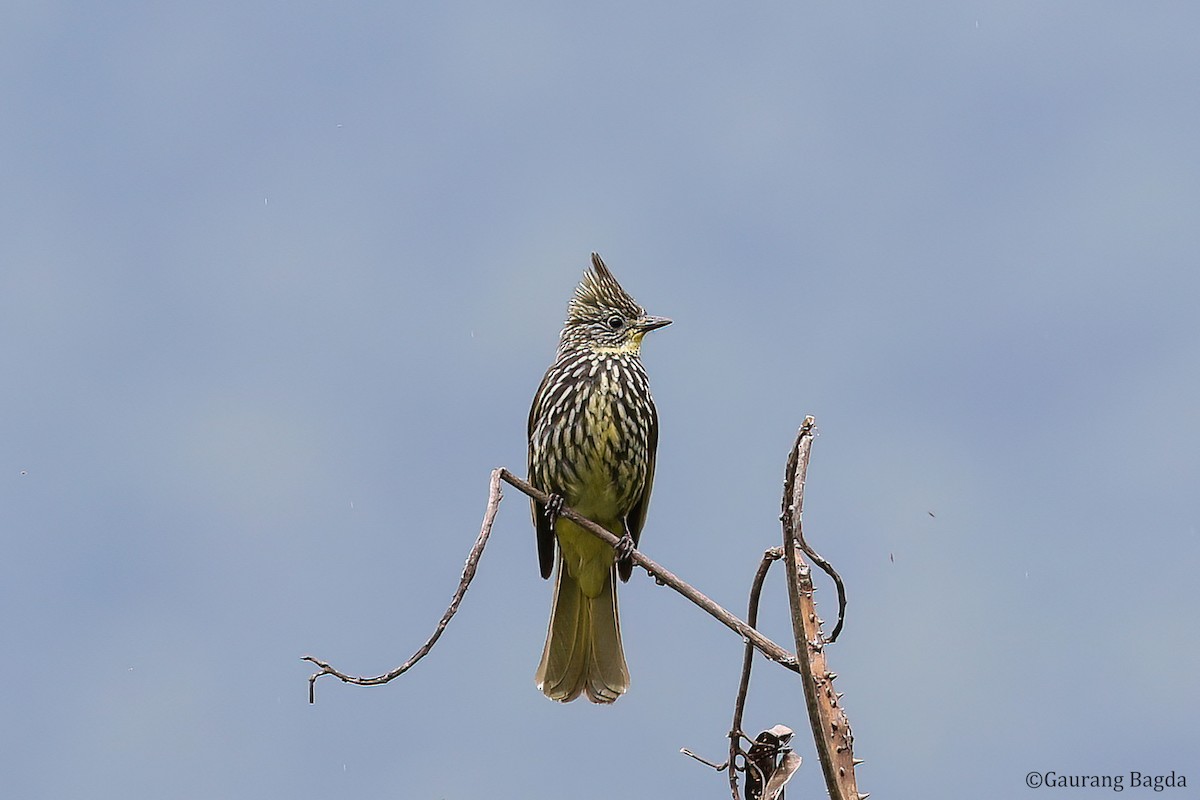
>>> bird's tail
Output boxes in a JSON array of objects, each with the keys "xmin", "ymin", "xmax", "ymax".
[{"xmin": 535, "ymin": 555, "xmax": 629, "ymax": 703}]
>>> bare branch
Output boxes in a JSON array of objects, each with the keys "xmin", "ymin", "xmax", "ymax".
[
  {"xmin": 780, "ymin": 417, "xmax": 863, "ymax": 800},
  {"xmin": 497, "ymin": 469, "xmax": 800, "ymax": 673},
  {"xmin": 303, "ymin": 468, "xmax": 506, "ymax": 702}
]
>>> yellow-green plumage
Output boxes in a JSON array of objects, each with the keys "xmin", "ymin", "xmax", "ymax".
[{"xmin": 528, "ymin": 253, "xmax": 670, "ymax": 703}]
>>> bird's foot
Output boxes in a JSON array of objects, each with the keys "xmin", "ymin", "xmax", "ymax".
[
  {"xmin": 545, "ymin": 493, "xmax": 565, "ymax": 526},
  {"xmin": 614, "ymin": 532, "xmax": 636, "ymax": 563}
]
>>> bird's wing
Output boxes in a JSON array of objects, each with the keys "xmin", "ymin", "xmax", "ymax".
[
  {"xmin": 618, "ymin": 396, "xmax": 658, "ymax": 582},
  {"xmin": 528, "ymin": 370, "xmax": 557, "ymax": 580}
]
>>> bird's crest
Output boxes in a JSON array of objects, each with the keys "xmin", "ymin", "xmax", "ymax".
[{"xmin": 567, "ymin": 253, "xmax": 644, "ymax": 321}]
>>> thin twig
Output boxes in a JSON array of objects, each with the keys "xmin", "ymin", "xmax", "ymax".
[
  {"xmin": 780, "ymin": 417, "xmax": 863, "ymax": 800},
  {"xmin": 680, "ymin": 748, "xmax": 728, "ymax": 771},
  {"xmin": 303, "ymin": 468, "xmax": 506, "ymax": 702},
  {"xmin": 789, "ymin": 499, "xmax": 847, "ymax": 645},
  {"xmin": 727, "ymin": 547, "xmax": 784, "ymax": 800},
  {"xmin": 801, "ymin": 544, "xmax": 847, "ymax": 643}
]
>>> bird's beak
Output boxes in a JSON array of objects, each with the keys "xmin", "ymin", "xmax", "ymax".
[{"xmin": 637, "ymin": 315, "xmax": 673, "ymax": 332}]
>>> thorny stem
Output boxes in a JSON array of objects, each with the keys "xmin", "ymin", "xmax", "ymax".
[{"xmin": 781, "ymin": 417, "xmax": 863, "ymax": 800}]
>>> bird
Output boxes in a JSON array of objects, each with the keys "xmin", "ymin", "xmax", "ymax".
[{"xmin": 527, "ymin": 253, "xmax": 671, "ymax": 703}]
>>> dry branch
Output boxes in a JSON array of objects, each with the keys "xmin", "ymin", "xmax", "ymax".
[
  {"xmin": 497, "ymin": 469, "xmax": 800, "ymax": 673},
  {"xmin": 781, "ymin": 417, "xmax": 864, "ymax": 800},
  {"xmin": 302, "ymin": 469, "xmax": 505, "ymax": 701}
]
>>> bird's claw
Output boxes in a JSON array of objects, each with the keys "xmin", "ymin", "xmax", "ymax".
[
  {"xmin": 614, "ymin": 532, "xmax": 636, "ymax": 563},
  {"xmin": 545, "ymin": 493, "xmax": 565, "ymax": 526}
]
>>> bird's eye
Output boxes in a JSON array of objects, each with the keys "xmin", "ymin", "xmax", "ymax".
[{"xmin": 607, "ymin": 315, "xmax": 624, "ymax": 331}]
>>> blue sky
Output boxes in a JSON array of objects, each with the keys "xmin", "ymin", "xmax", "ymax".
[{"xmin": 2, "ymin": 3, "xmax": 1197, "ymax": 798}]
